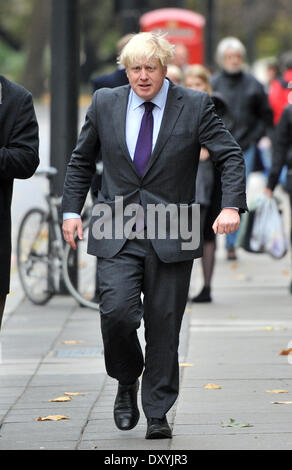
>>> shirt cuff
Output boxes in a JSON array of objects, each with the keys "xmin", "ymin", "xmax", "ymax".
[{"xmin": 63, "ymin": 212, "xmax": 81, "ymax": 220}]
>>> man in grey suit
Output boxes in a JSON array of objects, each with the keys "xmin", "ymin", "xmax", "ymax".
[{"xmin": 62, "ymin": 32, "xmax": 247, "ymax": 440}]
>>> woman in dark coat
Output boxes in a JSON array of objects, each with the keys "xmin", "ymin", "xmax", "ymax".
[
  {"xmin": 0, "ymin": 75, "xmax": 39, "ymax": 327},
  {"xmin": 265, "ymin": 103, "xmax": 292, "ymax": 293},
  {"xmin": 183, "ymin": 64, "xmax": 232, "ymax": 302}
]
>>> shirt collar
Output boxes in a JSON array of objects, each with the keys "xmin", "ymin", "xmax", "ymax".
[{"xmin": 129, "ymin": 78, "xmax": 169, "ymax": 111}]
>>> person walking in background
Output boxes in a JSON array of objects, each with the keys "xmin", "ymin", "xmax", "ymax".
[
  {"xmin": 265, "ymin": 103, "xmax": 292, "ymax": 294},
  {"xmin": 62, "ymin": 32, "xmax": 247, "ymax": 440},
  {"xmin": 268, "ymin": 51, "xmax": 292, "ymax": 126},
  {"xmin": 169, "ymin": 42, "xmax": 189, "ymax": 72},
  {"xmin": 183, "ymin": 64, "xmax": 232, "ymax": 303},
  {"xmin": 0, "ymin": 75, "xmax": 39, "ymax": 329},
  {"xmin": 166, "ymin": 64, "xmax": 183, "ymax": 85},
  {"xmin": 211, "ymin": 37, "xmax": 273, "ymax": 260},
  {"xmin": 265, "ymin": 57, "xmax": 281, "ymax": 91},
  {"xmin": 91, "ymin": 34, "xmax": 132, "ymax": 92}
]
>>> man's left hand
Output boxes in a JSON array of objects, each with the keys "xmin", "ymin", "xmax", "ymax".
[{"xmin": 212, "ymin": 208, "xmax": 240, "ymax": 235}]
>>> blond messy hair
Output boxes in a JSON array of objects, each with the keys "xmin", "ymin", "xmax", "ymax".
[{"xmin": 118, "ymin": 32, "xmax": 175, "ymax": 68}]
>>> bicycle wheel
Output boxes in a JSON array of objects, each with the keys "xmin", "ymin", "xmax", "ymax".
[
  {"xmin": 17, "ymin": 208, "xmax": 53, "ymax": 305},
  {"xmin": 63, "ymin": 220, "xmax": 99, "ymax": 310}
]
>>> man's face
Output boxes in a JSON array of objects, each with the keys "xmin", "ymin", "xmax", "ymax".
[
  {"xmin": 223, "ymin": 48, "xmax": 243, "ymax": 74},
  {"xmin": 126, "ymin": 57, "xmax": 167, "ymax": 101}
]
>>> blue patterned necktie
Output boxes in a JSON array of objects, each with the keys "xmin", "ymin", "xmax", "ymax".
[{"xmin": 133, "ymin": 101, "xmax": 155, "ymax": 177}]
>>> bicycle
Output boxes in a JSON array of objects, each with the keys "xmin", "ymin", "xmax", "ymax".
[{"xmin": 16, "ymin": 166, "xmax": 99, "ymax": 310}]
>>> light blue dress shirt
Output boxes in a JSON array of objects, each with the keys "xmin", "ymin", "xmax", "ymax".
[{"xmin": 125, "ymin": 78, "xmax": 169, "ymax": 159}]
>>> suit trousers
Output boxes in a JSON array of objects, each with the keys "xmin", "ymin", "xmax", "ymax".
[{"xmin": 97, "ymin": 234, "xmax": 193, "ymax": 418}]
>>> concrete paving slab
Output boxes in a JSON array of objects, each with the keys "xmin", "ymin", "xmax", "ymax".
[
  {"xmin": 172, "ymin": 422, "xmax": 292, "ymax": 435},
  {"xmin": 79, "ymin": 438, "xmax": 172, "ymax": 450},
  {"xmin": 173, "ymin": 411, "xmax": 292, "ymax": 425},
  {"xmin": 0, "ymin": 439, "xmax": 77, "ymax": 450},
  {"xmin": 170, "ymin": 433, "xmax": 292, "ymax": 450},
  {"xmin": 0, "ymin": 422, "xmax": 83, "ymax": 441}
]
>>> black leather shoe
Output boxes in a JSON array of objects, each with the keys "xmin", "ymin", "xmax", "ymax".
[
  {"xmin": 113, "ymin": 379, "xmax": 140, "ymax": 431},
  {"xmin": 145, "ymin": 416, "xmax": 172, "ymax": 439},
  {"xmin": 227, "ymin": 247, "xmax": 237, "ymax": 260},
  {"xmin": 191, "ymin": 286, "xmax": 211, "ymax": 303}
]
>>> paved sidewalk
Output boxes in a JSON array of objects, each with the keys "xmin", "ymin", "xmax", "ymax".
[{"xmin": 0, "ymin": 240, "xmax": 291, "ymax": 450}]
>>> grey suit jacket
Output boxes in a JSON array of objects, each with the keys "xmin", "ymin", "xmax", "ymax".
[{"xmin": 62, "ymin": 82, "xmax": 247, "ymax": 262}]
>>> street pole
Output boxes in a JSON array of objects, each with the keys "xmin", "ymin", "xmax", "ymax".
[
  {"xmin": 50, "ymin": 0, "xmax": 80, "ymax": 293},
  {"xmin": 120, "ymin": 0, "xmax": 140, "ymax": 34},
  {"xmin": 205, "ymin": 0, "xmax": 215, "ymax": 70},
  {"xmin": 245, "ymin": 0, "xmax": 256, "ymax": 65},
  {"xmin": 50, "ymin": 0, "xmax": 80, "ymax": 195}
]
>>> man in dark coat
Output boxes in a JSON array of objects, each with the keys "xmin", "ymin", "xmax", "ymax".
[
  {"xmin": 211, "ymin": 36, "xmax": 273, "ymax": 260},
  {"xmin": 0, "ymin": 75, "xmax": 39, "ymax": 328},
  {"xmin": 91, "ymin": 66, "xmax": 128, "ymax": 91},
  {"xmin": 91, "ymin": 34, "xmax": 132, "ymax": 93}
]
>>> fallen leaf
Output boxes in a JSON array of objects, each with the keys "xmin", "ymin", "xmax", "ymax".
[
  {"xmin": 78, "ymin": 262, "xmax": 87, "ymax": 268},
  {"xmin": 282, "ymin": 270, "xmax": 290, "ymax": 276},
  {"xmin": 230, "ymin": 263, "xmax": 238, "ymax": 270},
  {"xmin": 204, "ymin": 383, "xmax": 222, "ymax": 389},
  {"xmin": 271, "ymin": 401, "xmax": 292, "ymax": 405},
  {"xmin": 64, "ymin": 392, "xmax": 87, "ymax": 396},
  {"xmin": 37, "ymin": 415, "xmax": 69, "ymax": 421},
  {"xmin": 61, "ymin": 340, "xmax": 84, "ymax": 344},
  {"xmin": 229, "ymin": 314, "xmax": 238, "ymax": 319},
  {"xmin": 279, "ymin": 348, "xmax": 292, "ymax": 355},
  {"xmin": 233, "ymin": 274, "xmax": 247, "ymax": 280},
  {"xmin": 179, "ymin": 363, "xmax": 194, "ymax": 367},
  {"xmin": 49, "ymin": 396, "xmax": 72, "ymax": 402},
  {"xmin": 260, "ymin": 326, "xmax": 274, "ymax": 331},
  {"xmin": 266, "ymin": 390, "xmax": 288, "ymax": 394},
  {"xmin": 221, "ymin": 418, "xmax": 253, "ymax": 428}
]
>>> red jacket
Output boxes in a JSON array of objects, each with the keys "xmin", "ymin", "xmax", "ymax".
[{"xmin": 269, "ymin": 69, "xmax": 292, "ymax": 124}]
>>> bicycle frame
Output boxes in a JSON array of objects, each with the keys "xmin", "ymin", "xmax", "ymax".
[{"xmin": 45, "ymin": 194, "xmax": 65, "ymax": 293}]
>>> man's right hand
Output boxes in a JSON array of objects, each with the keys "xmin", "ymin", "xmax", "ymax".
[{"xmin": 62, "ymin": 218, "xmax": 83, "ymax": 250}]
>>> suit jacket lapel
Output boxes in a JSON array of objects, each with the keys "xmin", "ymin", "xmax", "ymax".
[
  {"xmin": 112, "ymin": 85, "xmax": 140, "ymax": 179},
  {"xmin": 143, "ymin": 84, "xmax": 184, "ymax": 179}
]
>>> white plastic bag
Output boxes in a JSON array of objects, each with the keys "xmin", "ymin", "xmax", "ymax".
[{"xmin": 250, "ymin": 196, "xmax": 288, "ymax": 259}]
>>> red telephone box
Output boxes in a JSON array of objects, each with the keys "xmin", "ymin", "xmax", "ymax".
[{"xmin": 139, "ymin": 8, "xmax": 205, "ymax": 65}]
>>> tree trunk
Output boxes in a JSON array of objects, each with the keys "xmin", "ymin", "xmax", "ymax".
[{"xmin": 21, "ymin": 0, "xmax": 51, "ymax": 98}]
